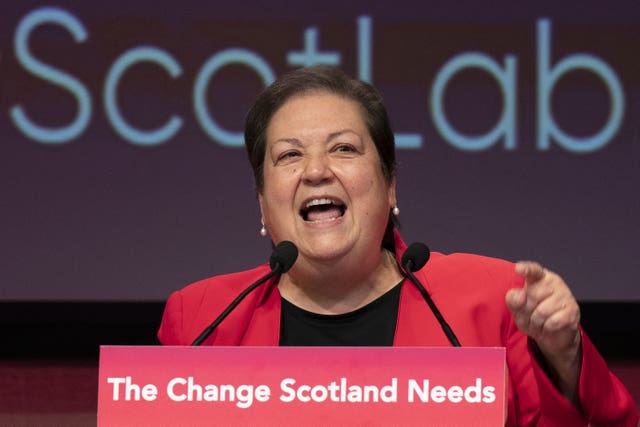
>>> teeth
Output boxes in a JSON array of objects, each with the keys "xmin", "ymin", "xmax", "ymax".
[{"xmin": 305, "ymin": 198, "xmax": 335, "ymax": 208}]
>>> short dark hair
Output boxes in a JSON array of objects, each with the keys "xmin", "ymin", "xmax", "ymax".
[{"xmin": 244, "ymin": 66, "xmax": 399, "ymax": 249}]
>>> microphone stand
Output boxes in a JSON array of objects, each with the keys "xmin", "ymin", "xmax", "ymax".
[{"xmin": 404, "ymin": 259, "xmax": 461, "ymax": 347}]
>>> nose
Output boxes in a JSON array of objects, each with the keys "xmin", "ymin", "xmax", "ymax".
[{"xmin": 302, "ymin": 153, "xmax": 333, "ymax": 185}]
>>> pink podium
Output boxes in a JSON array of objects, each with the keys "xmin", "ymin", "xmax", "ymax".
[{"xmin": 98, "ymin": 346, "xmax": 506, "ymax": 426}]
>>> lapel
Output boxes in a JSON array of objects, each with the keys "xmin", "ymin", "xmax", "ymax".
[
  {"xmin": 394, "ymin": 278, "xmax": 452, "ymax": 346},
  {"xmin": 239, "ymin": 275, "xmax": 282, "ymax": 345}
]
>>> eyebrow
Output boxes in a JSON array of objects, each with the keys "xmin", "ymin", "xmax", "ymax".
[
  {"xmin": 272, "ymin": 138, "xmax": 303, "ymax": 147},
  {"xmin": 327, "ymin": 129, "xmax": 360, "ymax": 142},
  {"xmin": 272, "ymin": 130, "xmax": 360, "ymax": 146}
]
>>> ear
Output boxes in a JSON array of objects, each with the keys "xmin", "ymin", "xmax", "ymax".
[
  {"xmin": 387, "ymin": 177, "xmax": 397, "ymax": 209},
  {"xmin": 258, "ymin": 193, "xmax": 266, "ymax": 225}
]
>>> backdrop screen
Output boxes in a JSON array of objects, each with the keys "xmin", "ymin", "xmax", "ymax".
[{"xmin": 1, "ymin": 1, "xmax": 639, "ymax": 301}]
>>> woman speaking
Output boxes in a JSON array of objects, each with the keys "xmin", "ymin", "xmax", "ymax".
[{"xmin": 159, "ymin": 66, "xmax": 638, "ymax": 426}]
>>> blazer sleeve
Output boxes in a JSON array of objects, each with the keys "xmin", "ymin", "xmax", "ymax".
[
  {"xmin": 494, "ymin": 259, "xmax": 638, "ymax": 426},
  {"xmin": 510, "ymin": 322, "xmax": 639, "ymax": 426},
  {"xmin": 578, "ymin": 332, "xmax": 639, "ymax": 425}
]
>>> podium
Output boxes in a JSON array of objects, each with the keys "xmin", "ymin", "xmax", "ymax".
[{"xmin": 98, "ymin": 346, "xmax": 506, "ymax": 426}]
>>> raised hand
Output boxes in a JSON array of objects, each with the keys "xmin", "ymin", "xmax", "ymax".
[{"xmin": 505, "ymin": 261, "xmax": 582, "ymax": 403}]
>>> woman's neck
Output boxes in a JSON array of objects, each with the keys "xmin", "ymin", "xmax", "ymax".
[{"xmin": 277, "ymin": 248, "xmax": 404, "ymax": 314}]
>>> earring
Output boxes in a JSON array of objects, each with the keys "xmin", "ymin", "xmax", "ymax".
[
  {"xmin": 392, "ymin": 206, "xmax": 400, "ymax": 216},
  {"xmin": 260, "ymin": 224, "xmax": 268, "ymax": 237}
]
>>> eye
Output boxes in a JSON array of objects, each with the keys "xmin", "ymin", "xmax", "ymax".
[
  {"xmin": 334, "ymin": 144, "xmax": 356, "ymax": 153},
  {"xmin": 276, "ymin": 150, "xmax": 301, "ymax": 162}
]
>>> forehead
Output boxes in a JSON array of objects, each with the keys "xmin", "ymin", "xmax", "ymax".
[{"xmin": 266, "ymin": 91, "xmax": 367, "ymax": 138}]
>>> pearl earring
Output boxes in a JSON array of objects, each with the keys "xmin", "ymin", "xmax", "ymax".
[
  {"xmin": 392, "ymin": 206, "xmax": 400, "ymax": 216},
  {"xmin": 260, "ymin": 224, "xmax": 268, "ymax": 237}
]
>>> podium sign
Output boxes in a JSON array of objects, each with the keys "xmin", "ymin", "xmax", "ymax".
[{"xmin": 98, "ymin": 346, "xmax": 506, "ymax": 426}]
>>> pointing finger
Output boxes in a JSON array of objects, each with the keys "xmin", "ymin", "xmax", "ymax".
[{"xmin": 515, "ymin": 261, "xmax": 546, "ymax": 284}]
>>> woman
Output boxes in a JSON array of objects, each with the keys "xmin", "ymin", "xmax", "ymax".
[{"xmin": 159, "ymin": 66, "xmax": 638, "ymax": 426}]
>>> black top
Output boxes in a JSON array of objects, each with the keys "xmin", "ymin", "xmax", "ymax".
[{"xmin": 279, "ymin": 281, "xmax": 404, "ymax": 346}]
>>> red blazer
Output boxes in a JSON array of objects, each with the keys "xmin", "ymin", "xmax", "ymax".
[{"xmin": 159, "ymin": 232, "xmax": 638, "ymax": 426}]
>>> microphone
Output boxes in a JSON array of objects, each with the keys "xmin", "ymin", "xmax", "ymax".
[
  {"xmin": 401, "ymin": 242, "xmax": 461, "ymax": 347},
  {"xmin": 191, "ymin": 240, "xmax": 298, "ymax": 346}
]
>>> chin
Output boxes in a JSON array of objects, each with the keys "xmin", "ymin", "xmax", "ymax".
[{"xmin": 308, "ymin": 238, "xmax": 361, "ymax": 262}]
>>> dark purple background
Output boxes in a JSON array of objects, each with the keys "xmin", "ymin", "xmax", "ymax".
[{"xmin": 1, "ymin": 0, "xmax": 639, "ymax": 301}]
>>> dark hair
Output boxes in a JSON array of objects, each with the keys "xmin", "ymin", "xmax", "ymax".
[{"xmin": 244, "ymin": 66, "xmax": 399, "ymax": 249}]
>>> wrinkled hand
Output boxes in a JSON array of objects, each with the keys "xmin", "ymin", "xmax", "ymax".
[{"xmin": 505, "ymin": 261, "xmax": 582, "ymax": 402}]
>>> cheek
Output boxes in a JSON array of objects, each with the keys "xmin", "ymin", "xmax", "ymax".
[{"xmin": 263, "ymin": 173, "xmax": 296, "ymax": 205}]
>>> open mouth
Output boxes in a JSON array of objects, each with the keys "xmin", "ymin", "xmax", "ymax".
[{"xmin": 300, "ymin": 198, "xmax": 346, "ymax": 223}]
